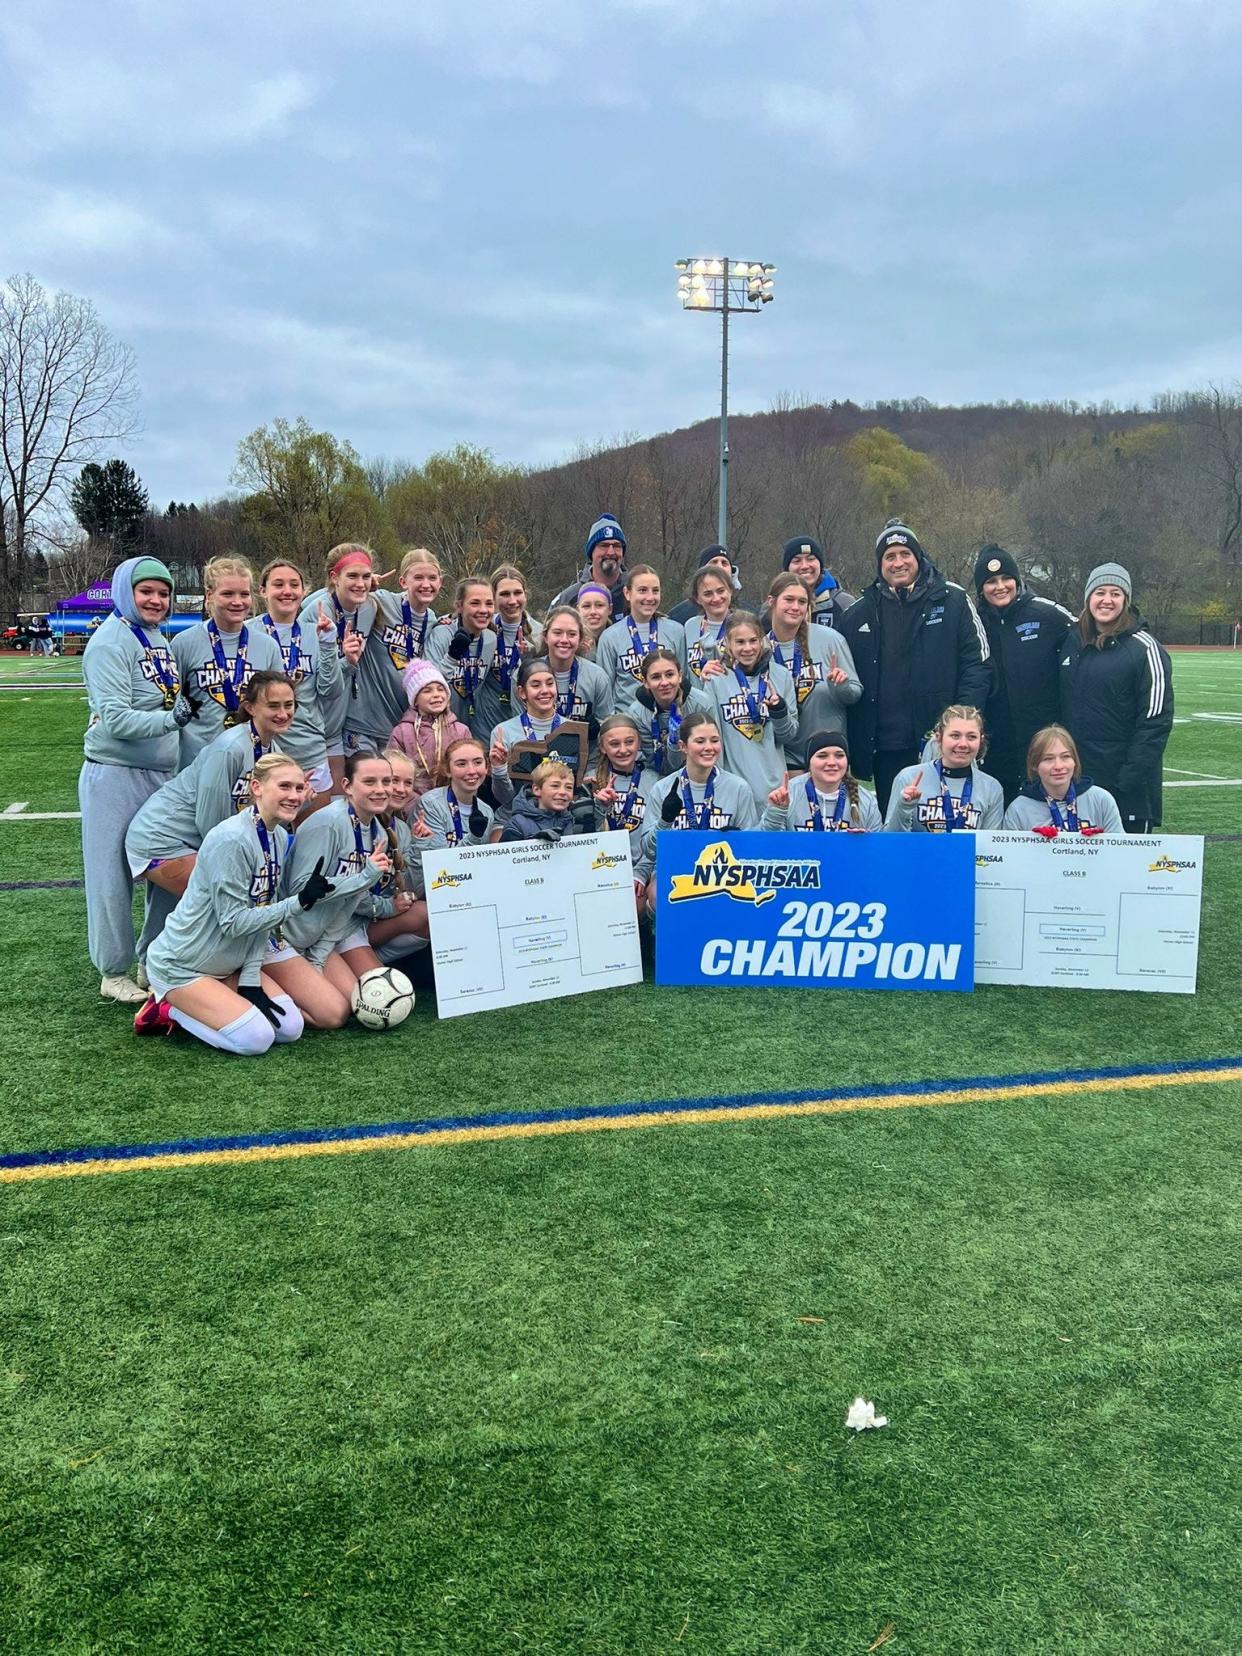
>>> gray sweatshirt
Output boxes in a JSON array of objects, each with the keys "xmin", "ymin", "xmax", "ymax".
[
  {"xmin": 144, "ymin": 808, "xmax": 340, "ymax": 990},
  {"xmin": 82, "ymin": 613, "xmax": 181, "ymax": 772},
  {"xmin": 281, "ymin": 799, "xmax": 400, "ymax": 965},
  {"xmin": 427, "ymin": 622, "xmax": 499, "ymax": 740},
  {"xmin": 632, "ymin": 688, "xmax": 714, "ymax": 775},
  {"xmin": 1003, "ymin": 786, "xmax": 1124, "ymax": 835},
  {"xmin": 700, "ymin": 661, "xmax": 800, "ymax": 806},
  {"xmin": 256, "ymin": 613, "xmax": 341, "ymax": 769},
  {"xmin": 125, "ymin": 725, "xmax": 285, "ymax": 869},
  {"xmin": 299, "ymin": 588, "xmax": 379, "ymax": 749},
  {"xmin": 368, "ymin": 590, "xmax": 440, "ymax": 737},
  {"xmin": 684, "ymin": 616, "xmax": 727, "ymax": 683},
  {"xmin": 172, "ymin": 621, "xmax": 283, "ymax": 770},
  {"xmin": 761, "ymin": 780, "xmax": 883, "ymax": 833},
  {"xmin": 768, "ymin": 626, "xmax": 862, "ymax": 766},
  {"xmin": 634, "ymin": 767, "xmax": 759, "ymax": 881},
  {"xmin": 592, "ymin": 763, "xmax": 659, "ymax": 867},
  {"xmin": 595, "ymin": 616, "xmax": 687, "ymax": 711},
  {"xmin": 884, "ymin": 763, "xmax": 1006, "ymax": 832},
  {"xmin": 409, "ymin": 787, "xmax": 496, "ymax": 897}
]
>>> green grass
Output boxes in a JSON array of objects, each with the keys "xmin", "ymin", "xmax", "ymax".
[{"xmin": 0, "ymin": 651, "xmax": 1240, "ymax": 1653}]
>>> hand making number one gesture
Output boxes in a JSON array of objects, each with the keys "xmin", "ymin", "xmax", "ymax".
[{"xmin": 901, "ymin": 768, "xmax": 925, "ymax": 803}]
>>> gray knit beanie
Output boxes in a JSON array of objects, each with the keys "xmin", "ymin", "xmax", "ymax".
[{"xmin": 1084, "ymin": 563, "xmax": 1132, "ymax": 603}]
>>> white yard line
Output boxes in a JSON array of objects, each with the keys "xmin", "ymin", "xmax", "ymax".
[
  {"xmin": 0, "ymin": 802, "xmax": 81, "ymax": 820},
  {"xmin": 1164, "ymin": 766, "xmax": 1228, "ymax": 779},
  {"xmin": 1164, "ymin": 779, "xmax": 1242, "ymax": 788}
]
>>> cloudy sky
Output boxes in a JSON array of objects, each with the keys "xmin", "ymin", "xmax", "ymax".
[{"xmin": 4, "ymin": 0, "xmax": 1240, "ymax": 506}]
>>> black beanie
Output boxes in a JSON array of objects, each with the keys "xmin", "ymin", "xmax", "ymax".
[
  {"xmin": 696, "ymin": 544, "xmax": 729, "ymax": 569},
  {"xmin": 974, "ymin": 544, "xmax": 1021, "ymax": 593},
  {"xmin": 874, "ymin": 518, "xmax": 926, "ymax": 568},
  {"xmin": 806, "ymin": 729, "xmax": 849, "ymax": 764},
  {"xmin": 782, "ymin": 535, "xmax": 824, "ymax": 572}
]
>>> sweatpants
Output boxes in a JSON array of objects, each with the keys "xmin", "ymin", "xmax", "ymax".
[{"xmin": 79, "ymin": 760, "xmax": 172, "ymax": 977}]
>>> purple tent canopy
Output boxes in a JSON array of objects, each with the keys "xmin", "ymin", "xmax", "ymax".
[{"xmin": 56, "ymin": 581, "xmax": 114, "ymax": 612}]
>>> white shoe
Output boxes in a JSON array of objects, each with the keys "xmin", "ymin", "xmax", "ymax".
[
  {"xmin": 100, "ymin": 974, "xmax": 147, "ymax": 1005},
  {"xmin": 135, "ymin": 961, "xmax": 150, "ymax": 990}
]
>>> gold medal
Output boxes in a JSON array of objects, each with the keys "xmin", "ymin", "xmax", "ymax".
[
  {"xmin": 163, "ymin": 690, "xmax": 176, "ymax": 711},
  {"xmin": 222, "ymin": 710, "xmax": 239, "ymax": 728}
]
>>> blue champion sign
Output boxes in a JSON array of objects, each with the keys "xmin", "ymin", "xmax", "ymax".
[{"xmin": 654, "ymin": 832, "xmax": 975, "ymax": 991}]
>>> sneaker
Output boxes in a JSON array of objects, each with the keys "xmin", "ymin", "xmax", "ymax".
[
  {"xmin": 100, "ymin": 974, "xmax": 148, "ymax": 1005},
  {"xmin": 133, "ymin": 995, "xmax": 174, "ymax": 1036},
  {"xmin": 135, "ymin": 961, "xmax": 150, "ymax": 990}
]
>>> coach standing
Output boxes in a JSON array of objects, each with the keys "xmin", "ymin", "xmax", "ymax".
[
  {"xmin": 972, "ymin": 544, "xmax": 1075, "ymax": 803},
  {"xmin": 838, "ymin": 519, "xmax": 990, "ymax": 813}
]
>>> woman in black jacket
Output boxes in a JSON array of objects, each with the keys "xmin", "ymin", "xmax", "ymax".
[{"xmin": 1060, "ymin": 563, "xmax": 1173, "ymax": 833}]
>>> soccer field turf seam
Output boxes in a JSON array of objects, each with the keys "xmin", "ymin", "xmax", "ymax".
[{"xmin": 3, "ymin": 1055, "xmax": 1240, "ymax": 1184}]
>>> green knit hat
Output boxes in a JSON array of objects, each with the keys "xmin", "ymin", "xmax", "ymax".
[{"xmin": 130, "ymin": 556, "xmax": 174, "ymax": 588}]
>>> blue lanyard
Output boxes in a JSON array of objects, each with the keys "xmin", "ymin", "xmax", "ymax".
[
  {"xmin": 626, "ymin": 615, "xmax": 658, "ymax": 669},
  {"xmin": 458, "ymin": 634, "xmax": 485, "ymax": 714},
  {"xmin": 206, "ymin": 619, "xmax": 249, "ymax": 715},
  {"xmin": 251, "ymin": 808, "xmax": 282, "ymax": 905},
  {"xmin": 607, "ymin": 764, "xmax": 644, "ymax": 830},
  {"xmin": 935, "ymin": 761, "xmax": 973, "ymax": 832},
  {"xmin": 260, "ymin": 614, "xmax": 300, "ymax": 678},
  {"xmin": 122, "ymin": 618, "xmax": 178, "ymax": 704},
  {"xmin": 653, "ymin": 704, "xmax": 681, "ymax": 769},
  {"xmin": 402, "ymin": 601, "xmax": 429, "ymax": 661},
  {"xmin": 445, "ymin": 787, "xmax": 467, "ymax": 844},
  {"xmin": 331, "ymin": 597, "xmax": 359, "ymax": 699},
  {"xmin": 770, "ymin": 636, "xmax": 803, "ymax": 683},
  {"xmin": 805, "ymin": 776, "xmax": 846, "ymax": 830},
  {"xmin": 556, "ymin": 658, "xmax": 580, "ymax": 718},
  {"xmin": 1046, "ymin": 782, "xmax": 1080, "ymax": 832},
  {"xmin": 493, "ymin": 618, "xmax": 523, "ymax": 697},
  {"xmin": 734, "ymin": 665, "xmax": 770, "ymax": 731},
  {"xmin": 232, "ymin": 724, "xmax": 271, "ymax": 811},
  {"xmin": 519, "ymin": 710, "xmax": 562, "ymax": 741},
  {"xmin": 678, "ymin": 767, "xmax": 716, "ymax": 829},
  {"xmin": 349, "ymin": 804, "xmax": 385, "ymax": 893}
]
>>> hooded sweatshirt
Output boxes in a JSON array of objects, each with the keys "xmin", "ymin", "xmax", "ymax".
[
  {"xmin": 699, "ymin": 657, "xmax": 800, "ymax": 806},
  {"xmin": 125, "ymin": 722, "xmax": 287, "ymax": 872},
  {"xmin": 255, "ymin": 610, "xmax": 341, "ymax": 769},
  {"xmin": 81, "ymin": 557, "xmax": 182, "ymax": 772},
  {"xmin": 883, "ymin": 761, "xmax": 1005, "ymax": 833},
  {"xmin": 172, "ymin": 618, "xmax": 283, "ymax": 770},
  {"xmin": 1002, "ymin": 778, "xmax": 1124, "ymax": 835}
]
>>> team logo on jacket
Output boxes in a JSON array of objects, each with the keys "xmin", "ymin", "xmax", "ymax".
[
  {"xmin": 721, "ymin": 692, "xmax": 767, "ymax": 741},
  {"xmin": 917, "ymin": 799, "xmax": 983, "ymax": 831},
  {"xmin": 195, "ymin": 661, "xmax": 258, "ymax": 709},
  {"xmin": 618, "ymin": 647, "xmax": 647, "ymax": 681},
  {"xmin": 792, "ymin": 661, "xmax": 821, "ymax": 707},
  {"xmin": 139, "ymin": 649, "xmax": 176, "ymax": 687},
  {"xmin": 231, "ymin": 772, "xmax": 255, "ymax": 812},
  {"xmin": 381, "ymin": 624, "xmax": 416, "ymax": 670},
  {"xmin": 248, "ymin": 874, "xmax": 274, "ymax": 904},
  {"xmin": 668, "ymin": 841, "xmax": 820, "ymax": 906},
  {"xmin": 925, "ymin": 605, "xmax": 945, "ymax": 628},
  {"xmin": 1015, "ymin": 621, "xmax": 1041, "ymax": 640}
]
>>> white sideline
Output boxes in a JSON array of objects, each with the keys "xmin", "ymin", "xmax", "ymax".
[{"xmin": 0, "ymin": 803, "xmax": 82, "ymax": 820}]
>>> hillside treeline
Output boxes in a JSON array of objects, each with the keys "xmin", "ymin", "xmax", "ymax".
[{"xmin": 48, "ymin": 393, "xmax": 1242, "ymax": 638}]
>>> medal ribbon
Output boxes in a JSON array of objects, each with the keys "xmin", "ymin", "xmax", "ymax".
[
  {"xmin": 207, "ymin": 618, "xmax": 249, "ymax": 718},
  {"xmin": 402, "ymin": 600, "xmax": 429, "ymax": 662},
  {"xmin": 332, "ymin": 595, "xmax": 360, "ymax": 699},
  {"xmin": 519, "ymin": 711, "xmax": 563, "ymax": 741},
  {"xmin": 734, "ymin": 665, "xmax": 770, "ymax": 733},
  {"xmin": 607, "ymin": 764, "xmax": 644, "ymax": 831},
  {"xmin": 653, "ymin": 705, "xmax": 682, "ymax": 770},
  {"xmin": 935, "ymin": 761, "xmax": 974, "ymax": 833},
  {"xmin": 349, "ymin": 804, "xmax": 387, "ymax": 894},
  {"xmin": 805, "ymin": 776, "xmax": 846, "ymax": 831},
  {"xmin": 1045, "ymin": 781, "xmax": 1080, "ymax": 833},
  {"xmin": 555, "ymin": 658, "xmax": 580, "ymax": 718},
  {"xmin": 251, "ymin": 808, "xmax": 282, "ymax": 907},
  {"xmin": 679, "ymin": 766, "xmax": 717, "ymax": 829},
  {"xmin": 122, "ymin": 618, "xmax": 179, "ymax": 704},
  {"xmin": 493, "ymin": 618, "xmax": 523, "ymax": 696},
  {"xmin": 445, "ymin": 788, "xmax": 467, "ymax": 845},
  {"xmin": 260, "ymin": 614, "xmax": 300, "ymax": 678},
  {"xmin": 625, "ymin": 616, "xmax": 658, "ymax": 676}
]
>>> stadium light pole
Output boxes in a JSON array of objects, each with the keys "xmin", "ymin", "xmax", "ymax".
[{"xmin": 674, "ymin": 257, "xmax": 776, "ymax": 552}]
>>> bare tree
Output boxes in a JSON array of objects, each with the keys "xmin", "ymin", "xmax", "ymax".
[{"xmin": 0, "ymin": 274, "xmax": 139, "ymax": 621}]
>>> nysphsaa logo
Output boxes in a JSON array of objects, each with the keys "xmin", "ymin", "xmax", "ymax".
[
  {"xmin": 976, "ymin": 853, "xmax": 1004, "ymax": 867},
  {"xmin": 592, "ymin": 850, "xmax": 625, "ymax": 870},
  {"xmin": 1149, "ymin": 855, "xmax": 1196, "ymax": 874},
  {"xmin": 668, "ymin": 841, "xmax": 820, "ymax": 907},
  {"xmin": 431, "ymin": 869, "xmax": 472, "ymax": 891}
]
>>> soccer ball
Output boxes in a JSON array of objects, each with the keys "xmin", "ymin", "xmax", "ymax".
[{"xmin": 350, "ymin": 967, "xmax": 415, "ymax": 1031}]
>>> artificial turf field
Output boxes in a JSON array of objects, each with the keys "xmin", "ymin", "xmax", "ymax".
[{"xmin": 0, "ymin": 651, "xmax": 1239, "ymax": 1654}]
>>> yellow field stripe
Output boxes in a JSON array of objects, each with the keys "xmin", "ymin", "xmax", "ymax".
[{"xmin": 3, "ymin": 1064, "xmax": 1240, "ymax": 1186}]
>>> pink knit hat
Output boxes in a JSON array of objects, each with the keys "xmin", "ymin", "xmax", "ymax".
[{"xmin": 402, "ymin": 658, "xmax": 450, "ymax": 704}]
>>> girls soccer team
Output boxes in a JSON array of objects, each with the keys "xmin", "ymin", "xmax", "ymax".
[{"xmin": 78, "ymin": 535, "xmax": 1161, "ymax": 1053}]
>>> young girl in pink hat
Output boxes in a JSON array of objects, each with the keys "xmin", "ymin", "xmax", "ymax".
[{"xmin": 387, "ymin": 658, "xmax": 470, "ymax": 806}]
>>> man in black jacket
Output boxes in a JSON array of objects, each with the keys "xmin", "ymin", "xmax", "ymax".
[
  {"xmin": 973, "ymin": 544, "xmax": 1075, "ymax": 803},
  {"xmin": 838, "ymin": 519, "xmax": 991, "ymax": 812}
]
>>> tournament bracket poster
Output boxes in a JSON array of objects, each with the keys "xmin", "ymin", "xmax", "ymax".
[{"xmin": 654, "ymin": 832, "xmax": 975, "ymax": 991}]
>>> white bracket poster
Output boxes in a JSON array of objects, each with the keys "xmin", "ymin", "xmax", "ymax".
[
  {"xmin": 973, "ymin": 831, "xmax": 1204, "ymax": 994},
  {"xmin": 422, "ymin": 830, "xmax": 643, "ymax": 1018}
]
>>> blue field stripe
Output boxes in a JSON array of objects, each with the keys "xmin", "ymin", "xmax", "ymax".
[{"xmin": 2, "ymin": 1055, "xmax": 1239, "ymax": 1173}]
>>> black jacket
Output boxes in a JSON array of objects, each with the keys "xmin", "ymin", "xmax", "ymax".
[
  {"xmin": 1059, "ymin": 616, "xmax": 1173, "ymax": 826},
  {"xmin": 837, "ymin": 563, "xmax": 991, "ymax": 778},
  {"xmin": 979, "ymin": 589, "xmax": 1075, "ymax": 758}
]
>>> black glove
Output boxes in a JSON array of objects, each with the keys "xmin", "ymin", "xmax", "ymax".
[
  {"xmin": 661, "ymin": 782, "xmax": 685, "ymax": 823},
  {"xmin": 635, "ymin": 685, "xmax": 656, "ymax": 712},
  {"xmin": 297, "ymin": 855, "xmax": 336, "ymax": 910},
  {"xmin": 237, "ymin": 984, "xmax": 286, "ymax": 1028},
  {"xmin": 171, "ymin": 691, "xmax": 202, "ymax": 727},
  {"xmin": 586, "ymin": 716, "xmax": 601, "ymax": 743},
  {"xmin": 536, "ymin": 827, "xmax": 562, "ymax": 844},
  {"xmin": 468, "ymin": 804, "xmax": 488, "ymax": 838},
  {"xmin": 446, "ymin": 625, "xmax": 473, "ymax": 662}
]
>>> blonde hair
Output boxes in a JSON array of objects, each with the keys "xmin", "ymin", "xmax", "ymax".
[
  {"xmin": 1025, "ymin": 724, "xmax": 1081, "ymax": 780},
  {"xmin": 934, "ymin": 703, "xmax": 988, "ymax": 759},
  {"xmin": 542, "ymin": 604, "xmax": 589, "ymax": 657},
  {"xmin": 249, "ymin": 753, "xmax": 303, "ymax": 789},
  {"xmin": 530, "ymin": 759, "xmax": 573, "ymax": 790},
  {"xmin": 399, "ymin": 547, "xmax": 441, "ymax": 579},
  {"xmin": 382, "ymin": 745, "xmax": 417, "ymax": 778},
  {"xmin": 325, "ymin": 543, "xmax": 375, "ymax": 583},
  {"xmin": 204, "ymin": 556, "xmax": 254, "ymax": 594},
  {"xmin": 592, "ymin": 713, "xmax": 642, "ymax": 790}
]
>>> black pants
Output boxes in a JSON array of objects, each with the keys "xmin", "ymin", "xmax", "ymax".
[
  {"xmin": 982, "ymin": 745, "xmax": 1024, "ymax": 806},
  {"xmin": 872, "ymin": 748, "xmax": 920, "ymax": 817}
]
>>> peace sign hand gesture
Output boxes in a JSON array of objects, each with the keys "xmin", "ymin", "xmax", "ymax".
[
  {"xmin": 315, "ymin": 601, "xmax": 335, "ymax": 639},
  {"xmin": 826, "ymin": 650, "xmax": 848, "ymax": 686}
]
